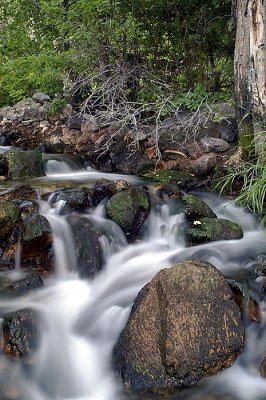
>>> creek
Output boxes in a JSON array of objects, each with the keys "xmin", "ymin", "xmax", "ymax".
[{"xmin": 0, "ymin": 153, "xmax": 266, "ymax": 400}]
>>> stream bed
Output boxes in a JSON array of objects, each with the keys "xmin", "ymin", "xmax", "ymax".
[{"xmin": 0, "ymin": 154, "xmax": 266, "ymax": 400}]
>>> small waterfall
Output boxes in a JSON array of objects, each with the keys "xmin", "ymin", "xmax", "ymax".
[
  {"xmin": 38, "ymin": 199, "xmax": 77, "ymax": 279},
  {"xmin": 1, "ymin": 180, "xmax": 266, "ymax": 400}
]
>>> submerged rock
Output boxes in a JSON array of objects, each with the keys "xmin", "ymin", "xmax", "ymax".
[
  {"xmin": 185, "ymin": 218, "xmax": 243, "ymax": 244},
  {"xmin": 113, "ymin": 260, "xmax": 244, "ymax": 394},
  {"xmin": 2, "ymin": 309, "xmax": 39, "ymax": 357},
  {"xmin": 182, "ymin": 194, "xmax": 217, "ymax": 221},
  {"xmin": 7, "ymin": 149, "xmax": 44, "ymax": 179},
  {"xmin": 106, "ymin": 186, "xmax": 150, "ymax": 239},
  {"xmin": 0, "ymin": 201, "xmax": 20, "ymax": 239},
  {"xmin": 68, "ymin": 215, "xmax": 104, "ymax": 279},
  {"xmin": 0, "ymin": 185, "xmax": 38, "ymax": 202},
  {"xmin": 49, "ymin": 188, "xmax": 94, "ymax": 213},
  {"xmin": 1, "ymin": 274, "xmax": 43, "ymax": 297}
]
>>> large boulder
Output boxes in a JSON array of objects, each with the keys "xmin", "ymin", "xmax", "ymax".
[
  {"xmin": 184, "ymin": 218, "xmax": 243, "ymax": 244},
  {"xmin": 0, "ymin": 201, "xmax": 20, "ymax": 240},
  {"xmin": 67, "ymin": 216, "xmax": 104, "ymax": 279},
  {"xmin": 113, "ymin": 260, "xmax": 244, "ymax": 395},
  {"xmin": 7, "ymin": 149, "xmax": 44, "ymax": 179},
  {"xmin": 106, "ymin": 186, "xmax": 150, "ymax": 239}
]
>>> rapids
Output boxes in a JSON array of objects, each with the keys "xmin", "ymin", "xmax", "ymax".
[{"xmin": 0, "ymin": 155, "xmax": 266, "ymax": 400}]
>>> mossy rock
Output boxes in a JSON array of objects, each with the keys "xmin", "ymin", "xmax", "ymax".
[
  {"xmin": 106, "ymin": 186, "xmax": 150, "ymax": 239},
  {"xmin": 7, "ymin": 149, "xmax": 44, "ymax": 179},
  {"xmin": 2, "ymin": 309, "xmax": 39, "ymax": 357},
  {"xmin": 67, "ymin": 215, "xmax": 104, "ymax": 279},
  {"xmin": 0, "ymin": 201, "xmax": 20, "ymax": 239},
  {"xmin": 113, "ymin": 260, "xmax": 244, "ymax": 394},
  {"xmin": 185, "ymin": 217, "xmax": 243, "ymax": 244},
  {"xmin": 143, "ymin": 170, "xmax": 191, "ymax": 184},
  {"xmin": 182, "ymin": 194, "xmax": 217, "ymax": 221}
]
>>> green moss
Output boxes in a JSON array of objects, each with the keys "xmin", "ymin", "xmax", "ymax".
[
  {"xmin": 7, "ymin": 149, "xmax": 44, "ymax": 180},
  {"xmin": 143, "ymin": 170, "xmax": 193, "ymax": 185},
  {"xmin": 106, "ymin": 187, "xmax": 149, "ymax": 232},
  {"xmin": 185, "ymin": 218, "xmax": 243, "ymax": 244},
  {"xmin": 0, "ymin": 201, "xmax": 20, "ymax": 239},
  {"xmin": 182, "ymin": 194, "xmax": 216, "ymax": 220},
  {"xmin": 132, "ymin": 361, "xmax": 150, "ymax": 375}
]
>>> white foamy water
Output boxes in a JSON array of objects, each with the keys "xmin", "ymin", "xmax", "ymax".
[
  {"xmin": 43, "ymin": 157, "xmax": 142, "ymax": 184},
  {"xmin": 1, "ymin": 179, "xmax": 266, "ymax": 400}
]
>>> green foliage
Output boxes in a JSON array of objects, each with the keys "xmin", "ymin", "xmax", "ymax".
[
  {"xmin": 159, "ymin": 85, "xmax": 232, "ymax": 119},
  {"xmin": 48, "ymin": 98, "xmax": 67, "ymax": 116},
  {"xmin": 217, "ymin": 133, "xmax": 266, "ymax": 216},
  {"xmin": 0, "ymin": 0, "xmax": 233, "ymax": 108}
]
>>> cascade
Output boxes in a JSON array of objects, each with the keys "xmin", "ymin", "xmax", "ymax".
[{"xmin": 0, "ymin": 153, "xmax": 266, "ymax": 400}]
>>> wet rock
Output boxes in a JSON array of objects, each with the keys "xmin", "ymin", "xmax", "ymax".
[
  {"xmin": 228, "ymin": 279, "xmax": 261, "ymax": 323},
  {"xmin": 1, "ymin": 274, "xmax": 43, "ymax": 297},
  {"xmin": 14, "ymin": 199, "xmax": 38, "ymax": 215},
  {"xmin": 0, "ymin": 185, "xmax": 38, "ymax": 201},
  {"xmin": 93, "ymin": 179, "xmax": 129, "ymax": 204},
  {"xmin": 2, "ymin": 309, "xmax": 39, "ymax": 357},
  {"xmin": 159, "ymin": 182, "xmax": 181, "ymax": 200},
  {"xmin": 7, "ymin": 150, "xmax": 44, "ymax": 179},
  {"xmin": 0, "ymin": 154, "xmax": 8, "ymax": 176},
  {"xmin": 182, "ymin": 194, "xmax": 217, "ymax": 221},
  {"xmin": 185, "ymin": 218, "xmax": 243, "ymax": 244},
  {"xmin": 0, "ymin": 201, "xmax": 20, "ymax": 240},
  {"xmin": 193, "ymin": 153, "xmax": 218, "ymax": 175},
  {"xmin": 200, "ymin": 137, "xmax": 230, "ymax": 153},
  {"xmin": 50, "ymin": 188, "xmax": 94, "ymax": 213},
  {"xmin": 106, "ymin": 186, "xmax": 150, "ymax": 239},
  {"xmin": 68, "ymin": 216, "xmax": 104, "ymax": 279},
  {"xmin": 21, "ymin": 214, "xmax": 52, "ymax": 259},
  {"xmin": 0, "ymin": 260, "xmax": 15, "ymax": 272},
  {"xmin": 113, "ymin": 260, "xmax": 244, "ymax": 394}
]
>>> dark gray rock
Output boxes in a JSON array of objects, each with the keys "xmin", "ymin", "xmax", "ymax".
[
  {"xmin": 68, "ymin": 216, "xmax": 104, "ymax": 279},
  {"xmin": 200, "ymin": 137, "xmax": 230, "ymax": 153},
  {"xmin": 32, "ymin": 92, "xmax": 51, "ymax": 104},
  {"xmin": 182, "ymin": 194, "xmax": 217, "ymax": 221},
  {"xmin": 113, "ymin": 260, "xmax": 244, "ymax": 394},
  {"xmin": 49, "ymin": 188, "xmax": 94, "ymax": 213},
  {"xmin": 67, "ymin": 115, "xmax": 84, "ymax": 130},
  {"xmin": 1, "ymin": 274, "xmax": 43, "ymax": 297}
]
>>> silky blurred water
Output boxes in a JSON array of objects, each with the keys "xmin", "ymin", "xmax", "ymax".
[{"xmin": 0, "ymin": 155, "xmax": 266, "ymax": 400}]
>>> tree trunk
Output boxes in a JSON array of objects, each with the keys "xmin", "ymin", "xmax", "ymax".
[{"xmin": 234, "ymin": 0, "xmax": 266, "ymax": 155}]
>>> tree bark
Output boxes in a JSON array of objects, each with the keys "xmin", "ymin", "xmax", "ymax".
[{"xmin": 234, "ymin": 0, "xmax": 266, "ymax": 155}]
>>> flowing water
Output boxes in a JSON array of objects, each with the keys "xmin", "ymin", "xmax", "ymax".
[{"xmin": 1, "ymin": 155, "xmax": 266, "ymax": 400}]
